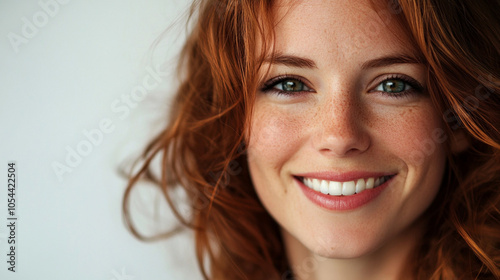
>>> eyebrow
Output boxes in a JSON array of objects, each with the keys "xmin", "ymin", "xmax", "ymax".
[
  {"xmin": 266, "ymin": 52, "xmax": 318, "ymax": 69},
  {"xmin": 361, "ymin": 54, "xmax": 424, "ymax": 69},
  {"xmin": 265, "ymin": 53, "xmax": 423, "ymax": 69}
]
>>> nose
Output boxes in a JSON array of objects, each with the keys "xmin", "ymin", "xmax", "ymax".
[{"xmin": 311, "ymin": 91, "xmax": 371, "ymax": 157}]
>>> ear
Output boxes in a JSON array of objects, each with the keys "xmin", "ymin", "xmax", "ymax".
[{"xmin": 449, "ymin": 129, "xmax": 470, "ymax": 154}]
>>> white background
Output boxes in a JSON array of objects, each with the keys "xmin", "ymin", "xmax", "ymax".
[{"xmin": 0, "ymin": 0, "xmax": 203, "ymax": 279}]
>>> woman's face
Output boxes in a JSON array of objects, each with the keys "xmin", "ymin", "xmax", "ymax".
[{"xmin": 247, "ymin": 0, "xmax": 447, "ymax": 259}]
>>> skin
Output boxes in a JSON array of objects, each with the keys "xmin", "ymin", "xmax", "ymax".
[{"xmin": 246, "ymin": 1, "xmax": 451, "ymax": 279}]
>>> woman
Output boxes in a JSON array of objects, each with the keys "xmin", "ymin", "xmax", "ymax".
[{"xmin": 123, "ymin": 0, "xmax": 500, "ymax": 279}]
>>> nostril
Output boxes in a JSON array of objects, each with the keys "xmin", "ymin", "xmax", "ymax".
[
  {"xmin": 317, "ymin": 139, "xmax": 371, "ymax": 157},
  {"xmin": 311, "ymin": 121, "xmax": 371, "ymax": 157}
]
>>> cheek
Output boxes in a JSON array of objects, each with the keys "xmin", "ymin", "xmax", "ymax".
[
  {"xmin": 246, "ymin": 102, "xmax": 304, "ymax": 206},
  {"xmin": 374, "ymin": 103, "xmax": 447, "ymax": 213},
  {"xmin": 247, "ymin": 103, "xmax": 305, "ymax": 168},
  {"xmin": 373, "ymin": 104, "xmax": 446, "ymax": 165}
]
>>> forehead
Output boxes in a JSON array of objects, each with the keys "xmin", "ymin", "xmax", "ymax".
[{"xmin": 271, "ymin": 0, "xmax": 417, "ymax": 67}]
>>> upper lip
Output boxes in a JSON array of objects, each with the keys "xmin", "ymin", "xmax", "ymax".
[{"xmin": 293, "ymin": 171, "xmax": 396, "ymax": 182}]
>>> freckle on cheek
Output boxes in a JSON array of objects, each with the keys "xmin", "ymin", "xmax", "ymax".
[{"xmin": 252, "ymin": 111, "xmax": 302, "ymax": 161}]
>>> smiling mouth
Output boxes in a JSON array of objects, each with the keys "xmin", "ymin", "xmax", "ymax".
[{"xmin": 297, "ymin": 175, "xmax": 395, "ymax": 196}]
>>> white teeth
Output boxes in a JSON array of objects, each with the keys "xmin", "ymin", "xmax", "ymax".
[
  {"xmin": 355, "ymin": 178, "xmax": 366, "ymax": 194},
  {"xmin": 302, "ymin": 175, "xmax": 392, "ymax": 196},
  {"xmin": 312, "ymin": 179, "xmax": 321, "ymax": 191},
  {"xmin": 342, "ymin": 181, "xmax": 356, "ymax": 195},
  {"xmin": 366, "ymin": 177, "xmax": 374, "ymax": 189},
  {"xmin": 320, "ymin": 180, "xmax": 329, "ymax": 194},
  {"xmin": 305, "ymin": 178, "xmax": 312, "ymax": 190},
  {"xmin": 329, "ymin": 181, "xmax": 342, "ymax": 195}
]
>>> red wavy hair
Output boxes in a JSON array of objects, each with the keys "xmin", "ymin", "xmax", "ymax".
[{"xmin": 123, "ymin": 0, "xmax": 500, "ymax": 279}]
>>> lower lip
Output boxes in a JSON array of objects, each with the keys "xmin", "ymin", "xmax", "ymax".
[{"xmin": 295, "ymin": 177, "xmax": 393, "ymax": 211}]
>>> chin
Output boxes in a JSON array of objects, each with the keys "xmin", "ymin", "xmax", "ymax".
[{"xmin": 284, "ymin": 224, "xmax": 389, "ymax": 260}]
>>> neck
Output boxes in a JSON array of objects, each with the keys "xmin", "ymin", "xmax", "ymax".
[{"xmin": 282, "ymin": 219, "xmax": 425, "ymax": 280}]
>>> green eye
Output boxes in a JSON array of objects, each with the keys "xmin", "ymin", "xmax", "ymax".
[
  {"xmin": 262, "ymin": 75, "xmax": 314, "ymax": 95},
  {"xmin": 275, "ymin": 79, "xmax": 309, "ymax": 92},
  {"xmin": 376, "ymin": 79, "xmax": 411, "ymax": 93}
]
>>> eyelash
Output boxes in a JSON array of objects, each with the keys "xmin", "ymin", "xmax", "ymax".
[
  {"xmin": 260, "ymin": 74, "xmax": 425, "ymax": 98},
  {"xmin": 374, "ymin": 74, "xmax": 425, "ymax": 98},
  {"xmin": 261, "ymin": 74, "xmax": 313, "ymax": 96}
]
